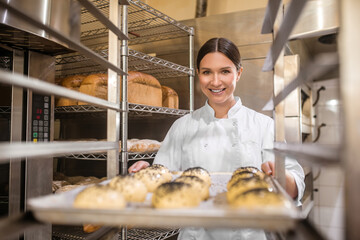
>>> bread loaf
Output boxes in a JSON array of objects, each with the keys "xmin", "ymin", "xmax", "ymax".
[
  {"xmin": 78, "ymin": 73, "xmax": 108, "ymax": 105},
  {"xmin": 128, "ymin": 71, "xmax": 162, "ymax": 107},
  {"xmin": 76, "ymin": 71, "xmax": 162, "ymax": 107},
  {"xmin": 56, "ymin": 75, "xmax": 86, "ymax": 106},
  {"xmin": 161, "ymin": 86, "xmax": 179, "ymax": 109}
]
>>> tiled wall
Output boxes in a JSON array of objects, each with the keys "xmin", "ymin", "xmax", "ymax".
[{"xmin": 308, "ymin": 79, "xmax": 344, "ymax": 240}]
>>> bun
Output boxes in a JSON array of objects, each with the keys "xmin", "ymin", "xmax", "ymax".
[
  {"xmin": 229, "ymin": 188, "xmax": 285, "ymax": 207},
  {"xmin": 181, "ymin": 167, "xmax": 211, "ymax": 187},
  {"xmin": 108, "ymin": 175, "xmax": 147, "ymax": 202},
  {"xmin": 227, "ymin": 167, "xmax": 265, "ymax": 189},
  {"xmin": 226, "ymin": 177, "xmax": 272, "ymax": 203},
  {"xmin": 152, "ymin": 182, "xmax": 201, "ymax": 208},
  {"xmin": 174, "ymin": 175, "xmax": 209, "ymax": 200},
  {"xmin": 128, "ymin": 139, "xmax": 161, "ymax": 153},
  {"xmin": 73, "ymin": 185, "xmax": 126, "ymax": 209},
  {"xmin": 133, "ymin": 165, "xmax": 172, "ymax": 192},
  {"xmin": 161, "ymin": 85, "xmax": 179, "ymax": 109}
]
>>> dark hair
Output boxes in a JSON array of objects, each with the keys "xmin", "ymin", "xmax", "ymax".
[{"xmin": 196, "ymin": 38, "xmax": 242, "ymax": 71}]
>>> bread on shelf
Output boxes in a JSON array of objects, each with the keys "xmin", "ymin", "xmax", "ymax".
[
  {"xmin": 56, "ymin": 75, "xmax": 86, "ymax": 106},
  {"xmin": 128, "ymin": 71, "xmax": 162, "ymax": 107},
  {"xmin": 161, "ymin": 85, "xmax": 179, "ymax": 109},
  {"xmin": 73, "ymin": 71, "xmax": 163, "ymax": 107},
  {"xmin": 78, "ymin": 73, "xmax": 108, "ymax": 105}
]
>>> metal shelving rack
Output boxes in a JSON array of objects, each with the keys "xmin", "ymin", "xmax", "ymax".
[
  {"xmin": 54, "ymin": 1, "xmax": 194, "ymax": 179},
  {"xmin": 53, "ymin": 1, "xmax": 194, "ymax": 239},
  {"xmin": 64, "ymin": 151, "xmax": 157, "ymax": 161}
]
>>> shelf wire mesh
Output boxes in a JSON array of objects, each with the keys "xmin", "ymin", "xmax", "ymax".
[{"xmin": 52, "ymin": 225, "xmax": 179, "ymax": 240}]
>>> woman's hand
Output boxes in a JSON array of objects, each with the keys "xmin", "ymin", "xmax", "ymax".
[
  {"xmin": 261, "ymin": 161, "xmax": 299, "ymax": 199},
  {"xmin": 128, "ymin": 161, "xmax": 150, "ymax": 173}
]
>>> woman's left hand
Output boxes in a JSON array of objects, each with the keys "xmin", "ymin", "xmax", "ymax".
[{"xmin": 261, "ymin": 161, "xmax": 299, "ymax": 199}]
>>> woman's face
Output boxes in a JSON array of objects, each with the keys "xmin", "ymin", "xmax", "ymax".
[{"xmin": 197, "ymin": 52, "xmax": 242, "ymax": 108}]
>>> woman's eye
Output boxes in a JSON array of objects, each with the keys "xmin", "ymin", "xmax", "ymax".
[
  {"xmin": 222, "ymin": 70, "xmax": 230, "ymax": 74},
  {"xmin": 202, "ymin": 71, "xmax": 210, "ymax": 75}
]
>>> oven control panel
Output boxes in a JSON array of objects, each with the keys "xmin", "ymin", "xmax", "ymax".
[{"xmin": 31, "ymin": 94, "xmax": 50, "ymax": 142}]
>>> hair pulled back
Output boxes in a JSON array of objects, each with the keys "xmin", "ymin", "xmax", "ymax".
[{"xmin": 196, "ymin": 38, "xmax": 242, "ymax": 71}]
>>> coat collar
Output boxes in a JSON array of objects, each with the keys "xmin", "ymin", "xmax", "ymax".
[{"xmin": 203, "ymin": 96, "xmax": 243, "ymax": 119}]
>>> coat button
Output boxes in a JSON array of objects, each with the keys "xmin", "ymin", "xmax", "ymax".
[
  {"xmin": 232, "ymin": 143, "xmax": 236, "ymax": 147},
  {"xmin": 204, "ymin": 144, "xmax": 208, "ymax": 147}
]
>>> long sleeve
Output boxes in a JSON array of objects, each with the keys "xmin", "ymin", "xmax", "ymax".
[
  {"xmin": 153, "ymin": 117, "xmax": 184, "ymax": 171},
  {"xmin": 261, "ymin": 118, "xmax": 305, "ymax": 205}
]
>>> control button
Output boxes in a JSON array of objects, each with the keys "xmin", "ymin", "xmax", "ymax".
[
  {"xmin": 33, "ymin": 126, "xmax": 38, "ymax": 131},
  {"xmin": 38, "ymin": 127, "xmax": 43, "ymax": 132},
  {"xmin": 38, "ymin": 138, "xmax": 43, "ymax": 142},
  {"xmin": 44, "ymin": 115, "xmax": 48, "ymax": 121},
  {"xmin": 44, "ymin": 96, "xmax": 49, "ymax": 102},
  {"xmin": 44, "ymin": 109, "xmax": 49, "ymax": 115},
  {"xmin": 44, "ymin": 127, "xmax": 48, "ymax": 132},
  {"xmin": 33, "ymin": 120, "xmax": 38, "ymax": 126},
  {"xmin": 39, "ymin": 133, "xmax": 43, "ymax": 138},
  {"xmin": 44, "ymin": 121, "xmax": 49, "ymax": 127},
  {"xmin": 33, "ymin": 139, "xmax": 37, "ymax": 143},
  {"xmin": 36, "ymin": 115, "xmax": 40, "ymax": 120},
  {"xmin": 39, "ymin": 120, "xmax": 43, "ymax": 126},
  {"xmin": 44, "ymin": 103, "xmax": 49, "ymax": 108},
  {"xmin": 33, "ymin": 132, "xmax": 38, "ymax": 138},
  {"xmin": 44, "ymin": 133, "xmax": 48, "ymax": 138}
]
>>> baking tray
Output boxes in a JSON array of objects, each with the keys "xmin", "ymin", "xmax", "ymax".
[{"xmin": 28, "ymin": 173, "xmax": 300, "ymax": 232}]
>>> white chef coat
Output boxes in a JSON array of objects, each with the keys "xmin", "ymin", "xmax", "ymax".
[{"xmin": 153, "ymin": 97, "xmax": 305, "ymax": 240}]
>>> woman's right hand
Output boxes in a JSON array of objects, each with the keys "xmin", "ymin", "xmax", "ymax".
[{"xmin": 128, "ymin": 161, "xmax": 150, "ymax": 173}]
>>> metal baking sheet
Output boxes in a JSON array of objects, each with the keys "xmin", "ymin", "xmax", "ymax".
[{"xmin": 28, "ymin": 173, "xmax": 300, "ymax": 231}]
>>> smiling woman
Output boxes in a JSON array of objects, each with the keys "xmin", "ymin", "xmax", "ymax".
[{"xmin": 128, "ymin": 37, "xmax": 305, "ymax": 240}]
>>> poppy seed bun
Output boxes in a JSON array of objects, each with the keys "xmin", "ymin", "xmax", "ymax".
[
  {"xmin": 181, "ymin": 167, "xmax": 211, "ymax": 187},
  {"xmin": 226, "ymin": 177, "xmax": 272, "ymax": 203},
  {"xmin": 108, "ymin": 175, "xmax": 147, "ymax": 202},
  {"xmin": 152, "ymin": 182, "xmax": 201, "ymax": 208},
  {"xmin": 133, "ymin": 164, "xmax": 172, "ymax": 192},
  {"xmin": 230, "ymin": 188, "xmax": 285, "ymax": 207},
  {"xmin": 174, "ymin": 175, "xmax": 210, "ymax": 200},
  {"xmin": 73, "ymin": 185, "xmax": 126, "ymax": 209}
]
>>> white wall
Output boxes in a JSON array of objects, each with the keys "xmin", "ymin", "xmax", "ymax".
[
  {"xmin": 309, "ymin": 79, "xmax": 345, "ymax": 240},
  {"xmin": 144, "ymin": 0, "xmax": 267, "ymax": 21}
]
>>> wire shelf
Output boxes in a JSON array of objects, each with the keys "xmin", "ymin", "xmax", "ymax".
[
  {"xmin": 54, "ymin": 104, "xmax": 189, "ymax": 118},
  {"xmin": 80, "ymin": 0, "xmax": 192, "ymax": 43},
  {"xmin": 55, "ymin": 46, "xmax": 192, "ymax": 79},
  {"xmin": 52, "ymin": 225, "xmax": 179, "ymax": 240},
  {"xmin": 63, "ymin": 151, "xmax": 157, "ymax": 161}
]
